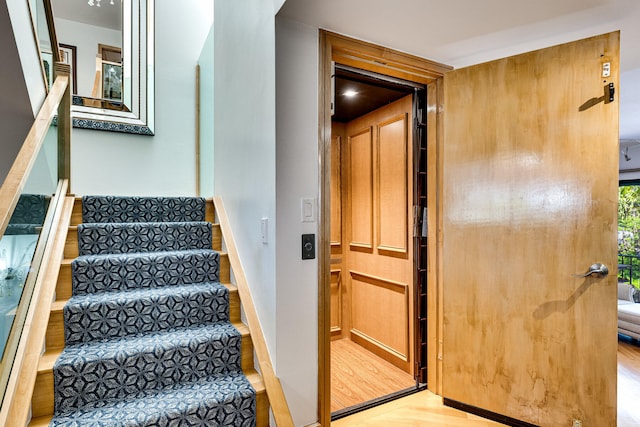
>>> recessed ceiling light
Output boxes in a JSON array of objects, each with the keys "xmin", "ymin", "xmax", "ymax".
[{"xmin": 343, "ymin": 89, "xmax": 358, "ymax": 98}]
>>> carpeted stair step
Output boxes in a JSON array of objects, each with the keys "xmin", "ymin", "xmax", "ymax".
[
  {"xmin": 64, "ymin": 282, "xmax": 230, "ymax": 344},
  {"xmin": 37, "ymin": 196, "xmax": 266, "ymax": 426},
  {"xmin": 71, "ymin": 249, "xmax": 220, "ymax": 295},
  {"xmin": 34, "ymin": 323, "xmax": 255, "ymax": 418},
  {"xmin": 54, "ymin": 322, "xmax": 244, "ymax": 414},
  {"xmin": 56, "ymin": 253, "xmax": 231, "ymax": 300},
  {"xmin": 49, "ymin": 370, "xmax": 256, "ymax": 427},
  {"xmin": 31, "ymin": 371, "xmax": 267, "ymax": 427},
  {"xmin": 66, "ymin": 223, "xmax": 223, "ymax": 259},
  {"xmin": 82, "ymin": 196, "xmax": 206, "ymax": 224},
  {"xmin": 77, "ymin": 221, "xmax": 213, "ymax": 255}
]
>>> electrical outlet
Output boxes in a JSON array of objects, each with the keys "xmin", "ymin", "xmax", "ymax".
[{"xmin": 572, "ymin": 419, "xmax": 582, "ymax": 427}]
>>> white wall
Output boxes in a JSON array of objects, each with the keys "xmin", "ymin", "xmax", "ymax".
[
  {"xmin": 1, "ymin": 0, "xmax": 43, "ymax": 186},
  {"xmin": 71, "ymin": 1, "xmax": 213, "ymax": 196},
  {"xmin": 213, "ymin": 4, "xmax": 321, "ymax": 424},
  {"xmin": 7, "ymin": 0, "xmax": 46, "ymax": 117},
  {"xmin": 274, "ymin": 16, "xmax": 319, "ymax": 425},
  {"xmin": 213, "ymin": 0, "xmax": 278, "ymax": 363},
  {"xmin": 198, "ymin": 26, "xmax": 214, "ymax": 197},
  {"xmin": 54, "ymin": 18, "xmax": 121, "ymax": 97}
]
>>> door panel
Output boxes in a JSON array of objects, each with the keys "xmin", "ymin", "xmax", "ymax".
[
  {"xmin": 442, "ymin": 33, "xmax": 619, "ymax": 426},
  {"xmin": 349, "ymin": 129, "xmax": 374, "ymax": 249},
  {"xmin": 345, "ymin": 95, "xmax": 414, "ymax": 374},
  {"xmin": 350, "ymin": 272, "xmax": 410, "ymax": 369},
  {"xmin": 378, "ymin": 115, "xmax": 408, "ymax": 254},
  {"xmin": 330, "ymin": 269, "xmax": 342, "ymax": 334}
]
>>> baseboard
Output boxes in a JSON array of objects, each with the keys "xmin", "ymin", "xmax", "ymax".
[{"xmin": 443, "ymin": 398, "xmax": 540, "ymax": 427}]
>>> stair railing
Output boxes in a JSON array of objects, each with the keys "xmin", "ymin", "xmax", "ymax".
[
  {"xmin": 0, "ymin": 0, "xmax": 72, "ymax": 418},
  {"xmin": 213, "ymin": 197, "xmax": 295, "ymax": 427}
]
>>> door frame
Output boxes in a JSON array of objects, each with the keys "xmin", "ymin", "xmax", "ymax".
[{"xmin": 317, "ymin": 31, "xmax": 451, "ymax": 425}]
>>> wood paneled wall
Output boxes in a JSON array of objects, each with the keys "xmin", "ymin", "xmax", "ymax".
[
  {"xmin": 330, "ymin": 123, "xmax": 347, "ymax": 339},
  {"xmin": 330, "ymin": 95, "xmax": 414, "ymax": 374}
]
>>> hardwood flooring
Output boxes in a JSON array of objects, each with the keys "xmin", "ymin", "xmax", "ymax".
[
  {"xmin": 333, "ymin": 339, "xmax": 640, "ymax": 426},
  {"xmin": 331, "ymin": 338, "xmax": 416, "ymax": 412},
  {"xmin": 332, "ymin": 390, "xmax": 506, "ymax": 427},
  {"xmin": 618, "ymin": 337, "xmax": 640, "ymax": 427}
]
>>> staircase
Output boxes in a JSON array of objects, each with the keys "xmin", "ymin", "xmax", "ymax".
[{"xmin": 29, "ymin": 196, "xmax": 268, "ymax": 426}]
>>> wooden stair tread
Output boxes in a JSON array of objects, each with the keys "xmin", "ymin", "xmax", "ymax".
[
  {"xmin": 51, "ymin": 299, "xmax": 66, "ymax": 312},
  {"xmin": 245, "ymin": 369, "xmax": 266, "ymax": 393},
  {"xmin": 38, "ymin": 350, "xmax": 60, "ymax": 373},
  {"xmin": 28, "ymin": 415, "xmax": 52, "ymax": 427},
  {"xmin": 233, "ymin": 322, "xmax": 249, "ymax": 336}
]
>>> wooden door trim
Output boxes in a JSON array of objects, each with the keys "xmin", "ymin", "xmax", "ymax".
[{"xmin": 318, "ymin": 30, "xmax": 451, "ymax": 425}]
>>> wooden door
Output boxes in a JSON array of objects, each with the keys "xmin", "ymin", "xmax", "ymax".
[
  {"xmin": 343, "ymin": 95, "xmax": 414, "ymax": 374},
  {"xmin": 442, "ymin": 33, "xmax": 619, "ymax": 426}
]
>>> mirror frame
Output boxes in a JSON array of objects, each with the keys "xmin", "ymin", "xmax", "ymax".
[
  {"xmin": 39, "ymin": 0, "xmax": 155, "ymax": 135},
  {"xmin": 69, "ymin": 0, "xmax": 154, "ymax": 135}
]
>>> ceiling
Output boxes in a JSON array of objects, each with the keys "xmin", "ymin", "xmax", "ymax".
[
  {"xmin": 333, "ymin": 68, "xmax": 415, "ymax": 123},
  {"xmin": 52, "ymin": 0, "xmax": 121, "ymax": 30},
  {"xmin": 279, "ymin": 0, "xmax": 640, "ymax": 143}
]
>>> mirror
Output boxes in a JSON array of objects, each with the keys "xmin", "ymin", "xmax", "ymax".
[{"xmin": 39, "ymin": 0, "xmax": 154, "ymax": 134}]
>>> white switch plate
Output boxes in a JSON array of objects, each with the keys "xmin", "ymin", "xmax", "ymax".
[
  {"xmin": 603, "ymin": 62, "xmax": 611, "ymax": 78},
  {"xmin": 301, "ymin": 198, "xmax": 316, "ymax": 223}
]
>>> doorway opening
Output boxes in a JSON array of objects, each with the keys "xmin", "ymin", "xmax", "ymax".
[
  {"xmin": 329, "ymin": 64, "xmax": 427, "ymax": 419},
  {"xmin": 616, "ymin": 180, "xmax": 640, "ymax": 426},
  {"xmin": 317, "ymin": 30, "xmax": 451, "ymax": 426}
]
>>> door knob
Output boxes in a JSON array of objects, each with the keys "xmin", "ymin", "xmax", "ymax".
[{"xmin": 573, "ymin": 263, "xmax": 609, "ymax": 278}]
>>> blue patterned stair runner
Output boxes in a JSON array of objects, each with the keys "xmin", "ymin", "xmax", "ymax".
[
  {"xmin": 72, "ymin": 249, "xmax": 220, "ymax": 295},
  {"xmin": 49, "ymin": 196, "xmax": 257, "ymax": 427},
  {"xmin": 77, "ymin": 221, "xmax": 213, "ymax": 255},
  {"xmin": 50, "ymin": 372, "xmax": 255, "ymax": 427},
  {"xmin": 82, "ymin": 196, "xmax": 206, "ymax": 223},
  {"xmin": 64, "ymin": 282, "xmax": 229, "ymax": 344}
]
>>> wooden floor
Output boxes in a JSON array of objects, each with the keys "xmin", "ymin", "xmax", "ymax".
[
  {"xmin": 334, "ymin": 339, "xmax": 640, "ymax": 426},
  {"xmin": 331, "ymin": 338, "xmax": 416, "ymax": 412},
  {"xmin": 618, "ymin": 337, "xmax": 640, "ymax": 427},
  {"xmin": 332, "ymin": 390, "xmax": 506, "ymax": 427}
]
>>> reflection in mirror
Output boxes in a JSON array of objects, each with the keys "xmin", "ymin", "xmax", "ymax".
[
  {"xmin": 31, "ymin": 0, "xmax": 56, "ymax": 88},
  {"xmin": 0, "ymin": 124, "xmax": 57, "ymax": 360},
  {"xmin": 33, "ymin": 0, "xmax": 154, "ymax": 134},
  {"xmin": 53, "ymin": 0, "xmax": 122, "ymax": 102}
]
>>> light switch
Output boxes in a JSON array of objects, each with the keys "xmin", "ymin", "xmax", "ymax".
[{"xmin": 301, "ymin": 198, "xmax": 316, "ymax": 223}]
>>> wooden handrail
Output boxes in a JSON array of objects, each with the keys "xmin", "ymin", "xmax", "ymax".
[
  {"xmin": 0, "ymin": 74, "xmax": 69, "ymax": 239},
  {"xmin": 213, "ymin": 197, "xmax": 295, "ymax": 427}
]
